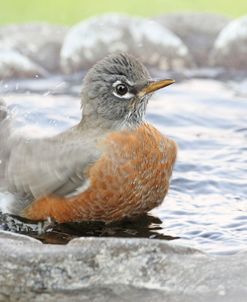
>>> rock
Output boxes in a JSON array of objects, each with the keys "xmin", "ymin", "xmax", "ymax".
[
  {"xmin": 0, "ymin": 230, "xmax": 41, "ymax": 245},
  {"xmin": 0, "ymin": 48, "xmax": 47, "ymax": 79},
  {"xmin": 0, "ymin": 23, "xmax": 68, "ymax": 73},
  {"xmin": 210, "ymin": 16, "xmax": 247, "ymax": 70},
  {"xmin": 60, "ymin": 14, "xmax": 194, "ymax": 73},
  {"xmin": 0, "ymin": 234, "xmax": 247, "ymax": 301},
  {"xmin": 154, "ymin": 13, "xmax": 230, "ymax": 67}
]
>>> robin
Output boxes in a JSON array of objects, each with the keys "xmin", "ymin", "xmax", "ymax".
[{"xmin": 0, "ymin": 53, "xmax": 177, "ymax": 223}]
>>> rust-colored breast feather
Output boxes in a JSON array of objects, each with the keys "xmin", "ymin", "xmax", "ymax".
[{"xmin": 23, "ymin": 123, "xmax": 177, "ymax": 222}]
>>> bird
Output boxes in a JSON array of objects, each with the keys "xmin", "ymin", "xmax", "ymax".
[{"xmin": 0, "ymin": 53, "xmax": 177, "ymax": 223}]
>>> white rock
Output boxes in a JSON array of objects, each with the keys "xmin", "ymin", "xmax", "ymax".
[
  {"xmin": 210, "ymin": 16, "xmax": 247, "ymax": 69},
  {"xmin": 61, "ymin": 14, "xmax": 193, "ymax": 73},
  {"xmin": 0, "ymin": 48, "xmax": 46, "ymax": 79},
  {"xmin": 0, "ymin": 23, "xmax": 68, "ymax": 73},
  {"xmin": 154, "ymin": 13, "xmax": 230, "ymax": 67}
]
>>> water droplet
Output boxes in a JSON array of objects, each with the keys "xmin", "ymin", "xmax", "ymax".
[{"xmin": 43, "ymin": 91, "xmax": 50, "ymax": 97}]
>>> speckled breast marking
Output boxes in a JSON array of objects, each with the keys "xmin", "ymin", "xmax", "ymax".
[{"xmin": 84, "ymin": 123, "xmax": 177, "ymax": 220}]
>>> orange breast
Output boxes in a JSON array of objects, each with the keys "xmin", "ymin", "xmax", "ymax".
[{"xmin": 22, "ymin": 123, "xmax": 177, "ymax": 223}]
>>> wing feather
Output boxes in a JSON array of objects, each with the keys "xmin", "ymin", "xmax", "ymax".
[{"xmin": 6, "ymin": 128, "xmax": 101, "ymax": 201}]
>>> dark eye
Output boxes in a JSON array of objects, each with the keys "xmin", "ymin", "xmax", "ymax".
[{"xmin": 116, "ymin": 84, "xmax": 128, "ymax": 96}]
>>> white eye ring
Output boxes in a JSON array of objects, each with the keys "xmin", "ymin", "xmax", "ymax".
[{"xmin": 112, "ymin": 80, "xmax": 134, "ymax": 99}]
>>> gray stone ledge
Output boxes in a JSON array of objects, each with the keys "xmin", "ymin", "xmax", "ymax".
[{"xmin": 0, "ymin": 231, "xmax": 247, "ymax": 301}]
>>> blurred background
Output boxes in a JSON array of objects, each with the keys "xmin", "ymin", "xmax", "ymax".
[{"xmin": 1, "ymin": 0, "xmax": 247, "ymax": 25}]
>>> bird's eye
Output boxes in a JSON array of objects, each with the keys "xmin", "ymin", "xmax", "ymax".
[{"xmin": 115, "ymin": 84, "xmax": 128, "ymax": 96}]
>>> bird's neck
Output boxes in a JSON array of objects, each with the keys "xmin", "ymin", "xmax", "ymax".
[
  {"xmin": 79, "ymin": 98, "xmax": 147, "ymax": 131},
  {"xmin": 79, "ymin": 114, "xmax": 141, "ymax": 132}
]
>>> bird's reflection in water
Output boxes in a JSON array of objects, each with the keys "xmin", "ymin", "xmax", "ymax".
[{"xmin": 0, "ymin": 212, "xmax": 179, "ymax": 244}]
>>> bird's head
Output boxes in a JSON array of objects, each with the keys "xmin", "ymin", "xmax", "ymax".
[{"xmin": 81, "ymin": 53, "xmax": 174, "ymax": 129}]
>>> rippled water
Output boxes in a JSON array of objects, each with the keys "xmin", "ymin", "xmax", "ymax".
[{"xmin": 0, "ymin": 75, "xmax": 246, "ymax": 254}]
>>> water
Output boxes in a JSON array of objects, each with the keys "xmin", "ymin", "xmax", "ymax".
[{"xmin": 0, "ymin": 75, "xmax": 246, "ymax": 254}]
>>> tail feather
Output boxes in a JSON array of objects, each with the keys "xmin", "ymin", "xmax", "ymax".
[
  {"xmin": 0, "ymin": 99, "xmax": 8, "ymax": 121},
  {"xmin": 0, "ymin": 99, "xmax": 11, "ymax": 187}
]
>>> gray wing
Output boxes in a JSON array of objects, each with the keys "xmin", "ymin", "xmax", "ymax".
[{"xmin": 5, "ymin": 128, "xmax": 101, "ymax": 202}]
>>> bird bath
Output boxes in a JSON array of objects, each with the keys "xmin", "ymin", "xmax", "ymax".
[{"xmin": 0, "ymin": 72, "xmax": 246, "ymax": 255}]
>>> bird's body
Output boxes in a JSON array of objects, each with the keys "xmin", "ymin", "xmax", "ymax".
[{"xmin": 0, "ymin": 53, "xmax": 177, "ymax": 223}]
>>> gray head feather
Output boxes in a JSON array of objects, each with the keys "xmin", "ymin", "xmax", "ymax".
[{"xmin": 81, "ymin": 53, "xmax": 152, "ymax": 128}]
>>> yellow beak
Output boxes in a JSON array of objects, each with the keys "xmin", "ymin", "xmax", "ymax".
[{"xmin": 138, "ymin": 79, "xmax": 175, "ymax": 97}]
